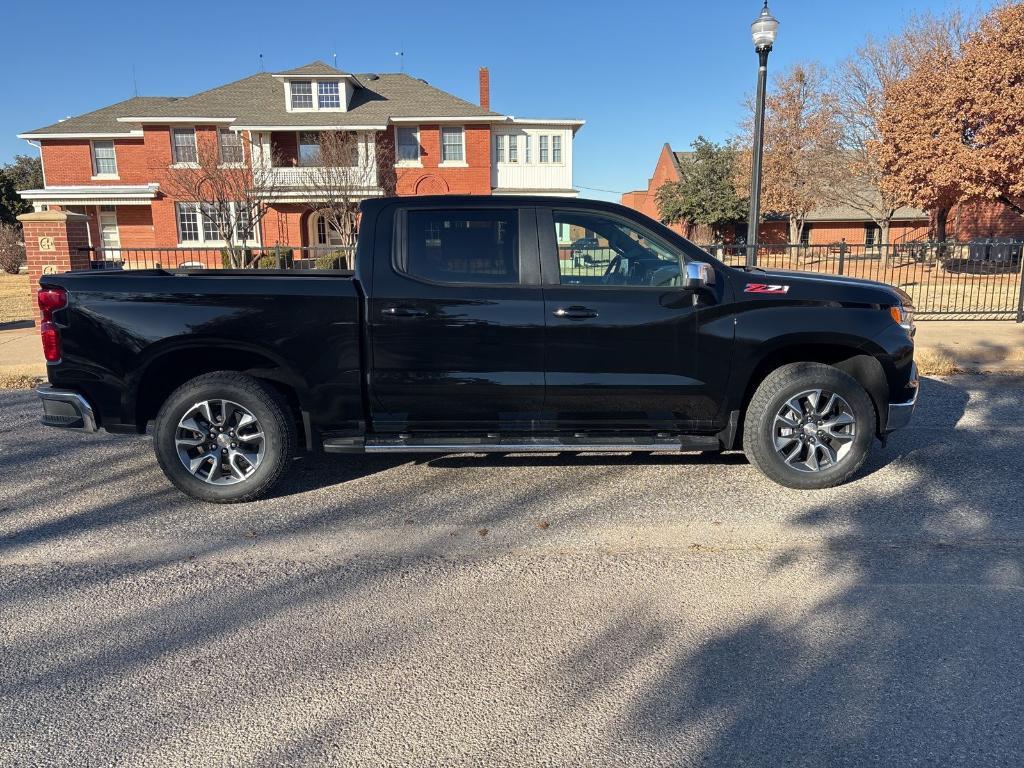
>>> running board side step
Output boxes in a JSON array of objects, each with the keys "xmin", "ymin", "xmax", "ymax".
[{"xmin": 323, "ymin": 435, "xmax": 720, "ymax": 454}]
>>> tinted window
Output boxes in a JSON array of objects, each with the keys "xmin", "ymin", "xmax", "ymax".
[
  {"xmin": 404, "ymin": 210, "xmax": 519, "ymax": 284},
  {"xmin": 553, "ymin": 211, "xmax": 683, "ymax": 287}
]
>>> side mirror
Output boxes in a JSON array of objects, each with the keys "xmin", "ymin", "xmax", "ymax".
[{"xmin": 683, "ymin": 262, "xmax": 715, "ymax": 291}]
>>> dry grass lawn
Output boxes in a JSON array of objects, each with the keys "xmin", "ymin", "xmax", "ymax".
[{"xmin": 0, "ymin": 273, "xmax": 33, "ymax": 326}]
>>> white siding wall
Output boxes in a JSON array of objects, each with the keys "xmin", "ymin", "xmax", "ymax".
[{"xmin": 491, "ymin": 124, "xmax": 575, "ymax": 194}]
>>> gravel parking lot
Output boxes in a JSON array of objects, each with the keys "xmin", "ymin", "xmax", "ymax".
[{"xmin": 2, "ymin": 376, "xmax": 1024, "ymax": 767}]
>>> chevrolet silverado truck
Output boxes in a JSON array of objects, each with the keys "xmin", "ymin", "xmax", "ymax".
[{"xmin": 34, "ymin": 196, "xmax": 918, "ymax": 502}]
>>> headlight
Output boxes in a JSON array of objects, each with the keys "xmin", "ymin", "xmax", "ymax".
[{"xmin": 888, "ymin": 305, "xmax": 915, "ymax": 332}]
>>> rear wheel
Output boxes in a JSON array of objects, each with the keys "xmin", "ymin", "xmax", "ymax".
[
  {"xmin": 743, "ymin": 362, "xmax": 875, "ymax": 489},
  {"xmin": 153, "ymin": 372, "xmax": 295, "ymax": 503}
]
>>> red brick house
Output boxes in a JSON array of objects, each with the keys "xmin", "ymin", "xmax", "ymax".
[
  {"xmin": 17, "ymin": 62, "xmax": 583, "ymax": 254},
  {"xmin": 622, "ymin": 143, "xmax": 931, "ymax": 246}
]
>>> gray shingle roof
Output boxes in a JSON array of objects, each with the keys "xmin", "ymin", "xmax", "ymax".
[
  {"xmin": 20, "ymin": 68, "xmax": 500, "ymax": 136},
  {"xmin": 275, "ymin": 61, "xmax": 351, "ymax": 77},
  {"xmin": 21, "ymin": 96, "xmax": 181, "ymax": 135}
]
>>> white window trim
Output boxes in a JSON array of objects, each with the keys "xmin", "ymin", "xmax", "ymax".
[
  {"xmin": 439, "ymin": 126, "xmax": 467, "ymax": 167},
  {"xmin": 531, "ymin": 131, "xmax": 567, "ymax": 167},
  {"xmin": 175, "ymin": 201, "xmax": 261, "ymax": 246},
  {"xmin": 395, "ymin": 125, "xmax": 422, "ymax": 167},
  {"xmin": 286, "ymin": 79, "xmax": 346, "ymax": 113},
  {"xmin": 90, "ymin": 140, "xmax": 119, "ymax": 180}
]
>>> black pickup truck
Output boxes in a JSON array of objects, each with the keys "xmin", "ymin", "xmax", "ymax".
[{"xmin": 35, "ymin": 196, "xmax": 918, "ymax": 502}]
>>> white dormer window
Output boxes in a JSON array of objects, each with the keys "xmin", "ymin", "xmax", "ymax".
[
  {"xmin": 290, "ymin": 81, "xmax": 313, "ymax": 109},
  {"xmin": 318, "ymin": 82, "xmax": 340, "ymax": 109}
]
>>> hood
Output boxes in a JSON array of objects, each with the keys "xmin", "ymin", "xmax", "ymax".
[{"xmin": 736, "ymin": 267, "xmax": 912, "ymax": 308}]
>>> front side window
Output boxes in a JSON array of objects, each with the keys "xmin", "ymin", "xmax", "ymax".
[
  {"xmin": 318, "ymin": 81, "xmax": 340, "ymax": 109},
  {"xmin": 291, "ymin": 81, "xmax": 313, "ymax": 109},
  {"xmin": 524, "ymin": 135, "xmax": 531, "ymax": 164},
  {"xmin": 171, "ymin": 128, "xmax": 198, "ymax": 164},
  {"xmin": 92, "ymin": 141, "xmax": 117, "ymax": 175},
  {"xmin": 396, "ymin": 126, "xmax": 420, "ymax": 162},
  {"xmin": 218, "ymin": 129, "xmax": 244, "ymax": 164},
  {"xmin": 552, "ymin": 135, "xmax": 562, "ymax": 163},
  {"xmin": 495, "ymin": 134, "xmax": 506, "ymax": 163},
  {"xmin": 508, "ymin": 134, "xmax": 518, "ymax": 163},
  {"xmin": 441, "ymin": 126, "xmax": 464, "ymax": 163},
  {"xmin": 176, "ymin": 202, "xmax": 252, "ymax": 243},
  {"xmin": 553, "ymin": 210, "xmax": 683, "ymax": 287},
  {"xmin": 201, "ymin": 203, "xmax": 222, "ymax": 241},
  {"xmin": 403, "ymin": 209, "xmax": 519, "ymax": 284},
  {"xmin": 298, "ymin": 132, "xmax": 320, "ymax": 166},
  {"xmin": 539, "ymin": 135, "xmax": 549, "ymax": 163}
]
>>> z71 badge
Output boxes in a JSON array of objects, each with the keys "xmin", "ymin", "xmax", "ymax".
[{"xmin": 744, "ymin": 283, "xmax": 790, "ymax": 294}]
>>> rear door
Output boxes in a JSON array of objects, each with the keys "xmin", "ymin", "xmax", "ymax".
[
  {"xmin": 538, "ymin": 206, "xmax": 720, "ymax": 431},
  {"xmin": 367, "ymin": 205, "xmax": 546, "ymax": 433}
]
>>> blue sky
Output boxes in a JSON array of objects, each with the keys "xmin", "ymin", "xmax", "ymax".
[{"xmin": 2, "ymin": 0, "xmax": 989, "ymax": 201}]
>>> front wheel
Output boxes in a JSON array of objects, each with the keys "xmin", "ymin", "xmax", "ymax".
[
  {"xmin": 153, "ymin": 372, "xmax": 296, "ymax": 503},
  {"xmin": 743, "ymin": 362, "xmax": 876, "ymax": 490}
]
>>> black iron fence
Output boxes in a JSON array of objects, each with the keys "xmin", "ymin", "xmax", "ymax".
[
  {"xmin": 86, "ymin": 245, "xmax": 356, "ymax": 272},
  {"xmin": 699, "ymin": 241, "xmax": 1024, "ymax": 320},
  {"xmin": 83, "ymin": 240, "xmax": 1024, "ymax": 320}
]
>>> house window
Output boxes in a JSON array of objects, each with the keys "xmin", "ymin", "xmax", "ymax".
[
  {"xmin": 396, "ymin": 126, "xmax": 420, "ymax": 163},
  {"xmin": 865, "ymin": 223, "xmax": 882, "ymax": 247},
  {"xmin": 539, "ymin": 135, "xmax": 549, "ymax": 163},
  {"xmin": 298, "ymin": 132, "xmax": 320, "ymax": 166},
  {"xmin": 291, "ymin": 81, "xmax": 313, "ymax": 109},
  {"xmin": 318, "ymin": 81, "xmax": 340, "ymax": 109},
  {"xmin": 495, "ymin": 134, "xmax": 506, "ymax": 163},
  {"xmin": 800, "ymin": 226, "xmax": 812, "ymax": 247},
  {"xmin": 171, "ymin": 128, "xmax": 197, "ymax": 164},
  {"xmin": 91, "ymin": 141, "xmax": 117, "ymax": 176},
  {"xmin": 218, "ymin": 129, "xmax": 244, "ymax": 164},
  {"xmin": 552, "ymin": 135, "xmax": 562, "ymax": 163},
  {"xmin": 524, "ymin": 135, "xmax": 531, "ymax": 164},
  {"xmin": 508, "ymin": 135, "xmax": 518, "ymax": 163},
  {"xmin": 441, "ymin": 126, "xmax": 464, "ymax": 163},
  {"xmin": 176, "ymin": 201, "xmax": 253, "ymax": 244},
  {"xmin": 176, "ymin": 202, "xmax": 200, "ymax": 241}
]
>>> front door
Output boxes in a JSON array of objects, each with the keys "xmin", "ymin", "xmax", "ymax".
[
  {"xmin": 367, "ymin": 205, "xmax": 545, "ymax": 433},
  {"xmin": 538, "ymin": 206, "xmax": 718, "ymax": 432}
]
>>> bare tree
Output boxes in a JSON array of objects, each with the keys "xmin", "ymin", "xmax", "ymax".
[
  {"xmin": 161, "ymin": 130, "xmax": 284, "ymax": 268},
  {"xmin": 832, "ymin": 10, "xmax": 972, "ymax": 247},
  {"xmin": 297, "ymin": 130, "xmax": 397, "ymax": 264}
]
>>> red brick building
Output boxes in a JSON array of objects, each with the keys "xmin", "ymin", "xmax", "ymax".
[
  {"xmin": 17, "ymin": 62, "xmax": 583, "ymax": 254},
  {"xmin": 622, "ymin": 143, "xmax": 935, "ymax": 246}
]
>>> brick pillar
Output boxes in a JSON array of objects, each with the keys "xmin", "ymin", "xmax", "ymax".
[{"xmin": 17, "ymin": 211, "xmax": 91, "ymax": 325}]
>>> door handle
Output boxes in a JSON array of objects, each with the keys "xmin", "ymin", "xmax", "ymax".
[
  {"xmin": 381, "ymin": 306, "xmax": 427, "ymax": 318},
  {"xmin": 553, "ymin": 306, "xmax": 599, "ymax": 320}
]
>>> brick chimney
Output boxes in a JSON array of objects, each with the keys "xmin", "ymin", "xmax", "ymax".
[{"xmin": 479, "ymin": 67, "xmax": 490, "ymax": 111}]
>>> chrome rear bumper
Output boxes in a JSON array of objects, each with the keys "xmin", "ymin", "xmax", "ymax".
[
  {"xmin": 885, "ymin": 364, "xmax": 919, "ymax": 432},
  {"xmin": 36, "ymin": 386, "xmax": 98, "ymax": 432}
]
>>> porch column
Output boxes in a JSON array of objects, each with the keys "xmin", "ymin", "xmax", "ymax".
[{"xmin": 18, "ymin": 210, "xmax": 91, "ymax": 324}]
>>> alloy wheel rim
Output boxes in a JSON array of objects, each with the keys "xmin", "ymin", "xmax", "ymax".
[
  {"xmin": 174, "ymin": 399, "xmax": 266, "ymax": 485},
  {"xmin": 772, "ymin": 389, "xmax": 857, "ymax": 473}
]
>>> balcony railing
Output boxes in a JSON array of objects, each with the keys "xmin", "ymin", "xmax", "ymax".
[{"xmin": 264, "ymin": 165, "xmax": 379, "ymax": 189}]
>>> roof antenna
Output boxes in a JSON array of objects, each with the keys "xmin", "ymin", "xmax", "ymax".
[
  {"xmin": 258, "ymin": 53, "xmax": 264, "ymax": 73},
  {"xmin": 333, "ymin": 51, "xmax": 337, "ymax": 69},
  {"xmin": 132, "ymin": 65, "xmax": 139, "ymax": 97},
  {"xmin": 394, "ymin": 47, "xmax": 404, "ymax": 73}
]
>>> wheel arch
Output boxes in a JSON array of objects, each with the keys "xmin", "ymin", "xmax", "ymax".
[
  {"xmin": 735, "ymin": 343, "xmax": 888, "ymax": 447},
  {"xmin": 127, "ymin": 339, "xmax": 309, "ymax": 443}
]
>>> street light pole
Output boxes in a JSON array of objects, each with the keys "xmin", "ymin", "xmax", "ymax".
[{"xmin": 746, "ymin": 2, "xmax": 779, "ymax": 268}]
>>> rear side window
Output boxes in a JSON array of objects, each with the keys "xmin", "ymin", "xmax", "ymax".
[{"xmin": 403, "ymin": 209, "xmax": 519, "ymax": 284}]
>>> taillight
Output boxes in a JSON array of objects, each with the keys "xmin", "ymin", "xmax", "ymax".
[{"xmin": 37, "ymin": 288, "xmax": 68, "ymax": 363}]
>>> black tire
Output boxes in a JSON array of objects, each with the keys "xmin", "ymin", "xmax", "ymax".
[
  {"xmin": 742, "ymin": 362, "xmax": 876, "ymax": 490},
  {"xmin": 153, "ymin": 372, "xmax": 296, "ymax": 503}
]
